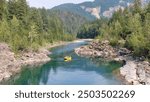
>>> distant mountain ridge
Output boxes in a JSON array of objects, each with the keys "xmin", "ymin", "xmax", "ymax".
[
  {"xmin": 52, "ymin": 3, "xmax": 96, "ymax": 20},
  {"xmin": 52, "ymin": 0, "xmax": 150, "ymax": 20},
  {"xmin": 49, "ymin": 0, "xmax": 150, "ymax": 35}
]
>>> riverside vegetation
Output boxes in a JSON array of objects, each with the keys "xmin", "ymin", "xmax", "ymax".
[
  {"xmin": 76, "ymin": 0, "xmax": 150, "ymax": 84},
  {"xmin": 0, "ymin": 0, "xmax": 77, "ymax": 81},
  {"xmin": 77, "ymin": 0, "xmax": 150, "ymax": 59},
  {"xmin": 0, "ymin": 0, "xmax": 76, "ymax": 53}
]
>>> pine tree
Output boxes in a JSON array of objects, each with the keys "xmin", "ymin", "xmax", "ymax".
[
  {"xmin": 10, "ymin": 16, "xmax": 20, "ymax": 50},
  {"xmin": 143, "ymin": 13, "xmax": 150, "ymax": 57},
  {"xmin": 16, "ymin": 0, "xmax": 28, "ymax": 20},
  {"xmin": 10, "ymin": 15, "xmax": 19, "ymax": 32},
  {"xmin": 7, "ymin": 0, "xmax": 17, "ymax": 20},
  {"xmin": 0, "ymin": 0, "xmax": 75, "ymax": 52},
  {"xmin": 29, "ymin": 8, "xmax": 43, "ymax": 33},
  {"xmin": 146, "ymin": 3, "xmax": 150, "ymax": 13},
  {"xmin": 127, "ymin": 13, "xmax": 142, "ymax": 34},
  {"xmin": 40, "ymin": 8, "xmax": 49, "ymax": 32},
  {"xmin": 0, "ymin": 19, "xmax": 10, "ymax": 42},
  {"xmin": 0, "ymin": 0, "xmax": 5, "ymax": 21},
  {"xmin": 28, "ymin": 25, "xmax": 38, "ymax": 44},
  {"xmin": 133, "ymin": 0, "xmax": 142, "ymax": 14}
]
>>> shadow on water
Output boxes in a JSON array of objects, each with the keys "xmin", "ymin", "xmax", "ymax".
[{"xmin": 1, "ymin": 41, "xmax": 122, "ymax": 85}]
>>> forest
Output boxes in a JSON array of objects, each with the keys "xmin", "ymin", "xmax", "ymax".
[
  {"xmin": 77, "ymin": 0, "xmax": 150, "ymax": 59},
  {"xmin": 0, "ymin": 0, "xmax": 150, "ymax": 59},
  {"xmin": 0, "ymin": 0, "xmax": 75, "ymax": 53}
]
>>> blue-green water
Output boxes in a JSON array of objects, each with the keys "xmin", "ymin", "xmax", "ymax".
[{"xmin": 2, "ymin": 41, "xmax": 122, "ymax": 85}]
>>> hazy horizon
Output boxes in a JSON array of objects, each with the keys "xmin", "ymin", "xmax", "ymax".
[{"xmin": 27, "ymin": 0, "xmax": 94, "ymax": 9}]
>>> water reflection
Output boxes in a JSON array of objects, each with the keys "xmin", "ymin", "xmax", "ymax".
[{"xmin": 1, "ymin": 41, "xmax": 122, "ymax": 85}]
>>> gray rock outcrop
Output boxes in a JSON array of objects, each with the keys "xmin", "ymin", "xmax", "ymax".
[
  {"xmin": 75, "ymin": 40, "xmax": 117, "ymax": 60},
  {"xmin": 120, "ymin": 60, "xmax": 150, "ymax": 85},
  {"xmin": 0, "ymin": 43, "xmax": 50, "ymax": 82}
]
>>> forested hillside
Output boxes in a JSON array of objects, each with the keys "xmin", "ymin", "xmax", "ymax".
[
  {"xmin": 0, "ymin": 0, "xmax": 75, "ymax": 53},
  {"xmin": 77, "ymin": 0, "xmax": 150, "ymax": 59},
  {"xmin": 77, "ymin": 19, "xmax": 108, "ymax": 38},
  {"xmin": 52, "ymin": 0, "xmax": 136, "ymax": 19},
  {"xmin": 48, "ymin": 10, "xmax": 87, "ymax": 35},
  {"xmin": 52, "ymin": 3, "xmax": 96, "ymax": 20}
]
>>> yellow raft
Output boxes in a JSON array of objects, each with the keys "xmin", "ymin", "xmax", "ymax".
[{"xmin": 64, "ymin": 56, "xmax": 72, "ymax": 62}]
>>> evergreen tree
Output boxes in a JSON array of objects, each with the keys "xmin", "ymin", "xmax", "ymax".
[
  {"xmin": 16, "ymin": 0, "xmax": 28, "ymax": 20},
  {"xmin": 40, "ymin": 8, "xmax": 49, "ymax": 32},
  {"xmin": 132, "ymin": 0, "xmax": 142, "ymax": 14},
  {"xmin": 147, "ymin": 3, "xmax": 150, "ymax": 13},
  {"xmin": 0, "ymin": 0, "xmax": 75, "ymax": 52},
  {"xmin": 0, "ymin": 19, "xmax": 10, "ymax": 42},
  {"xmin": 28, "ymin": 25, "xmax": 38, "ymax": 44},
  {"xmin": 127, "ymin": 13, "xmax": 142, "ymax": 34},
  {"xmin": 0, "ymin": 0, "xmax": 5, "ymax": 20},
  {"xmin": 7, "ymin": 0, "xmax": 17, "ymax": 20},
  {"xmin": 10, "ymin": 16, "xmax": 20, "ymax": 51}
]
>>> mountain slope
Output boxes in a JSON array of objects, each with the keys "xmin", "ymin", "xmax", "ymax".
[
  {"xmin": 48, "ymin": 10, "xmax": 87, "ymax": 35},
  {"xmin": 52, "ymin": 3, "xmax": 96, "ymax": 20},
  {"xmin": 49, "ymin": 0, "xmax": 150, "ymax": 35},
  {"xmin": 52, "ymin": 0, "xmax": 132, "ymax": 19},
  {"xmin": 52, "ymin": 0, "xmax": 150, "ymax": 19}
]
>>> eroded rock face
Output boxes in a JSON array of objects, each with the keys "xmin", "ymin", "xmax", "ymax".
[
  {"xmin": 80, "ymin": 5, "xmax": 101, "ymax": 19},
  {"xmin": 103, "ymin": 5, "xmax": 124, "ymax": 18},
  {"xmin": 85, "ymin": 7, "xmax": 101, "ymax": 19}
]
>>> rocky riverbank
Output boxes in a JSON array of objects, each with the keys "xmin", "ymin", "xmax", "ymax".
[
  {"xmin": 75, "ymin": 40, "xmax": 150, "ymax": 85},
  {"xmin": 0, "ymin": 43, "xmax": 51, "ymax": 82},
  {"xmin": 0, "ymin": 40, "xmax": 74, "ymax": 82},
  {"xmin": 120, "ymin": 60, "xmax": 150, "ymax": 85},
  {"xmin": 0, "ymin": 40, "xmax": 90, "ymax": 82}
]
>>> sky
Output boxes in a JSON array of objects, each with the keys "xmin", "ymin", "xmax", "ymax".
[{"xmin": 27, "ymin": 0, "xmax": 94, "ymax": 9}]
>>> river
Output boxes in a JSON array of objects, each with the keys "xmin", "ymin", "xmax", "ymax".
[{"xmin": 2, "ymin": 41, "xmax": 122, "ymax": 85}]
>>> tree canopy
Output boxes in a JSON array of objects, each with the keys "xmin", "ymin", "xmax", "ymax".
[
  {"xmin": 0, "ymin": 0, "xmax": 75, "ymax": 53},
  {"xmin": 77, "ymin": 0, "xmax": 150, "ymax": 59}
]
